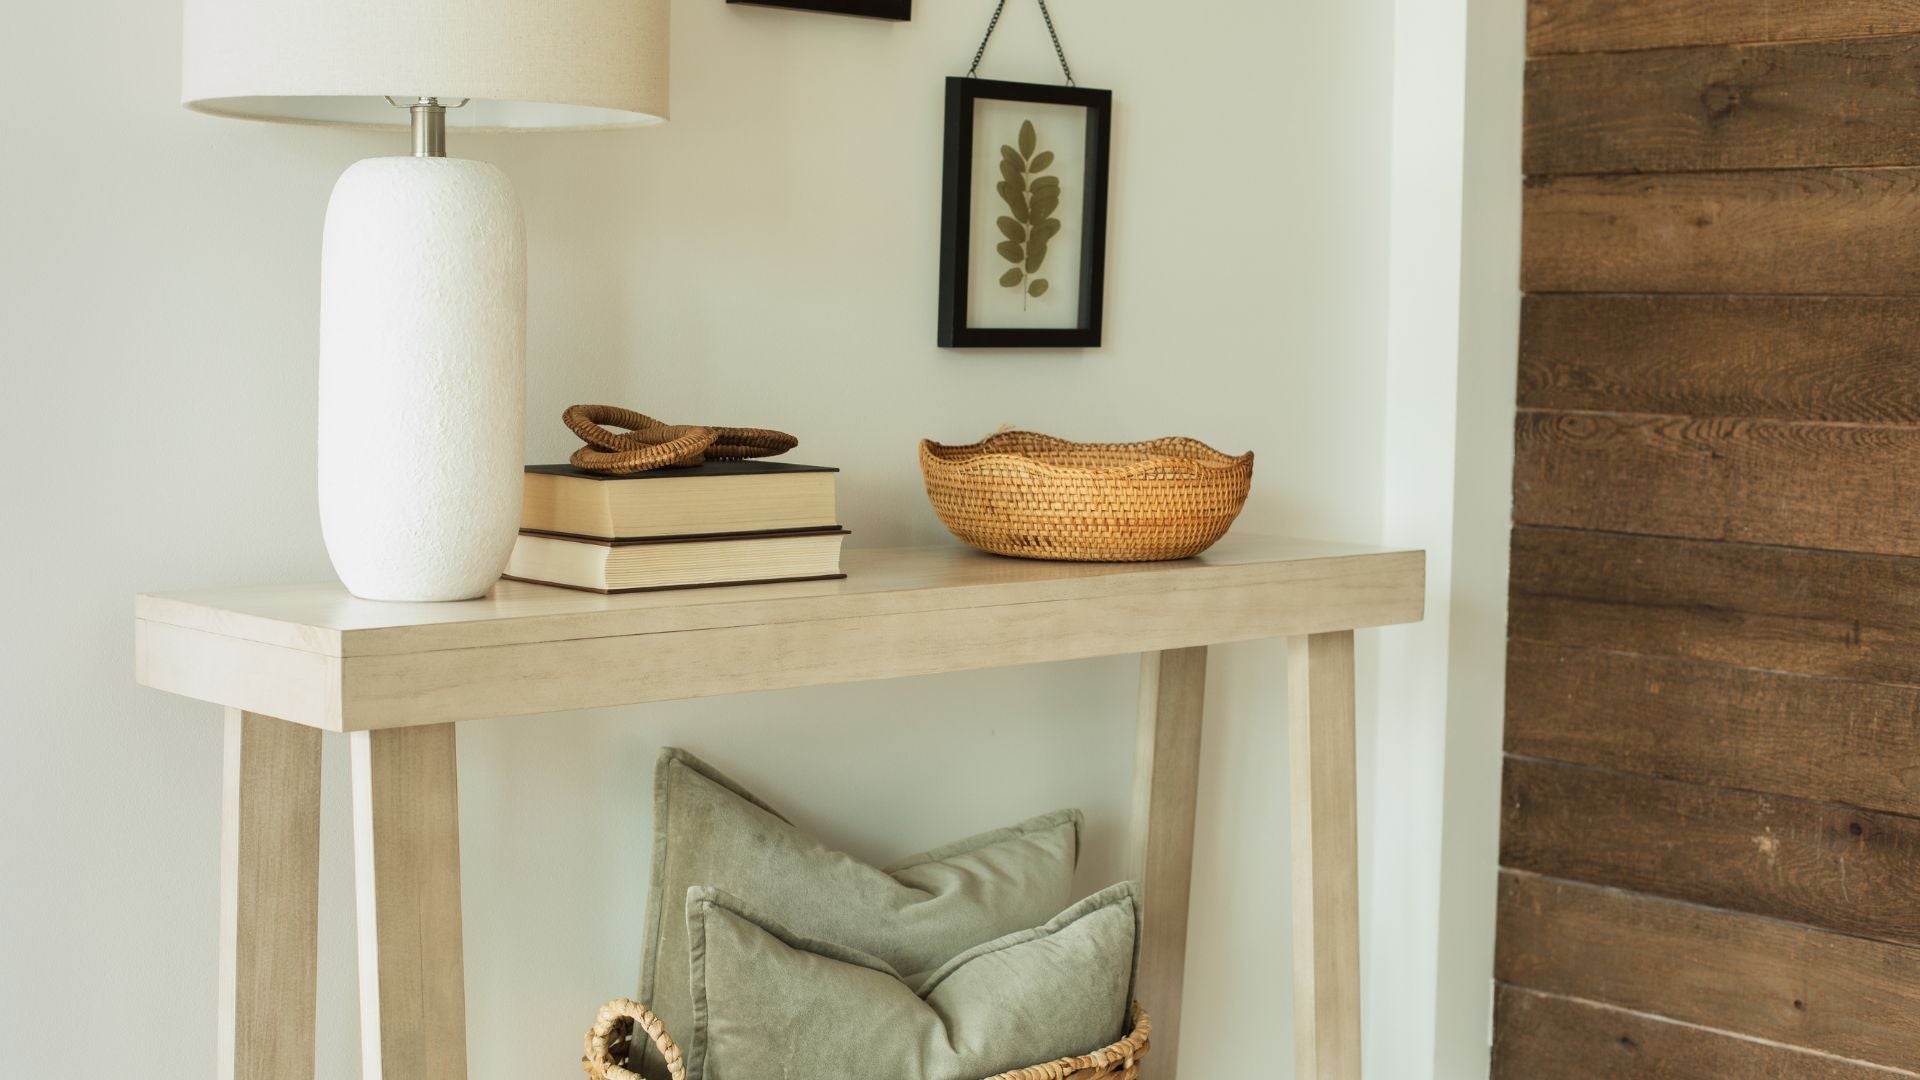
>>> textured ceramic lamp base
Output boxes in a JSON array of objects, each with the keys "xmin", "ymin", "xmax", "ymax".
[{"xmin": 319, "ymin": 157, "xmax": 527, "ymax": 602}]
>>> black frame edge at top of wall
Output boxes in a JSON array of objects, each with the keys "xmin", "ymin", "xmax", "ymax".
[{"xmin": 726, "ymin": 0, "xmax": 912, "ymax": 21}]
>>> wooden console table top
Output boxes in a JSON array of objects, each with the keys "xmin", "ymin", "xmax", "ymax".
[{"xmin": 137, "ymin": 535, "xmax": 1423, "ymax": 732}]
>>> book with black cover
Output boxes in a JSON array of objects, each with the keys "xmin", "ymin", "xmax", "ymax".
[
  {"xmin": 503, "ymin": 526, "xmax": 849, "ymax": 594},
  {"xmin": 524, "ymin": 461, "xmax": 838, "ymax": 481},
  {"xmin": 522, "ymin": 460, "xmax": 840, "ymax": 540}
]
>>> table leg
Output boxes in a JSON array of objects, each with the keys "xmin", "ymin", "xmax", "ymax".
[
  {"xmin": 1127, "ymin": 646, "xmax": 1208, "ymax": 1079},
  {"xmin": 350, "ymin": 724, "xmax": 468, "ymax": 1080},
  {"xmin": 218, "ymin": 709, "xmax": 322, "ymax": 1080},
  {"xmin": 1287, "ymin": 631, "xmax": 1361, "ymax": 1079}
]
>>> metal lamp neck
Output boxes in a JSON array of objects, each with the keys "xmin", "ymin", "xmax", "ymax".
[
  {"xmin": 410, "ymin": 99, "xmax": 448, "ymax": 158},
  {"xmin": 385, "ymin": 96, "xmax": 471, "ymax": 158}
]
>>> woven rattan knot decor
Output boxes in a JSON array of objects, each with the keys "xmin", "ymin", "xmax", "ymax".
[{"xmin": 562, "ymin": 404, "xmax": 799, "ymax": 475}]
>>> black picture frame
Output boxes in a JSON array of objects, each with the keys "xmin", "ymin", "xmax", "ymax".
[
  {"xmin": 726, "ymin": 0, "xmax": 911, "ymax": 19},
  {"xmin": 938, "ymin": 77, "xmax": 1112, "ymax": 349}
]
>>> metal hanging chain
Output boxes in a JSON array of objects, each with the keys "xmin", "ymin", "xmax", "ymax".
[{"xmin": 966, "ymin": 0, "xmax": 1077, "ymax": 86}]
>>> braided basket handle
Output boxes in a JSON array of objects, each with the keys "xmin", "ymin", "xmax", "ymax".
[{"xmin": 582, "ymin": 999, "xmax": 685, "ymax": 1080}]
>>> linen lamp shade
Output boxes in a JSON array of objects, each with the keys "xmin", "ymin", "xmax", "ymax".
[{"xmin": 181, "ymin": 0, "xmax": 670, "ymax": 129}]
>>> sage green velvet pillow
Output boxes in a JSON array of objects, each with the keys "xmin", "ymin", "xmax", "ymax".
[
  {"xmin": 687, "ymin": 882, "xmax": 1140, "ymax": 1080},
  {"xmin": 637, "ymin": 749, "xmax": 1083, "ymax": 1078}
]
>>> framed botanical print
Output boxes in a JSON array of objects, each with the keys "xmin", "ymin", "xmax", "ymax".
[{"xmin": 938, "ymin": 77, "xmax": 1112, "ymax": 348}]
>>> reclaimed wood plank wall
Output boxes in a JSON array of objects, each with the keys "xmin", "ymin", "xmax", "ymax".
[{"xmin": 1497, "ymin": 4, "xmax": 1920, "ymax": 1076}]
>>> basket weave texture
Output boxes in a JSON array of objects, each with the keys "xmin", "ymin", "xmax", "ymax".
[
  {"xmin": 581, "ymin": 999, "xmax": 1150, "ymax": 1080},
  {"xmin": 921, "ymin": 431, "xmax": 1254, "ymax": 562}
]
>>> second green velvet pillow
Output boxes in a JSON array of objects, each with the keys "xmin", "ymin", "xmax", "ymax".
[{"xmin": 637, "ymin": 749, "xmax": 1083, "ymax": 1079}]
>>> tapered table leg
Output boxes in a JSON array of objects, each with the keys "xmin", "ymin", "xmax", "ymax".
[
  {"xmin": 350, "ymin": 723, "xmax": 468, "ymax": 1080},
  {"xmin": 1127, "ymin": 646, "xmax": 1208, "ymax": 1079},
  {"xmin": 1288, "ymin": 631, "xmax": 1361, "ymax": 1079},
  {"xmin": 218, "ymin": 709, "xmax": 322, "ymax": 1080}
]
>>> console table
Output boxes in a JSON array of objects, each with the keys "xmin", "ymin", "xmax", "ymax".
[{"xmin": 135, "ymin": 536, "xmax": 1423, "ymax": 1080}]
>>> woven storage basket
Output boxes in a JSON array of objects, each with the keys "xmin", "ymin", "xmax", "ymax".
[
  {"xmin": 920, "ymin": 431, "xmax": 1254, "ymax": 562},
  {"xmin": 582, "ymin": 999, "xmax": 1150, "ymax": 1080}
]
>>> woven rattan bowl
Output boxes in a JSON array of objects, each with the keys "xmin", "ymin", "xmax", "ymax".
[
  {"xmin": 583, "ymin": 998, "xmax": 1150, "ymax": 1080},
  {"xmin": 920, "ymin": 431, "xmax": 1254, "ymax": 562}
]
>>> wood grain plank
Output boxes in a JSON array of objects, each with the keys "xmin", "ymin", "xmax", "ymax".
[
  {"xmin": 1506, "ymin": 642, "xmax": 1920, "ymax": 817},
  {"xmin": 1523, "ymin": 169, "xmax": 1920, "ymax": 294},
  {"xmin": 1288, "ymin": 631, "xmax": 1362, "ymax": 1080},
  {"xmin": 1508, "ymin": 527, "xmax": 1920, "ymax": 686},
  {"xmin": 1493, "ymin": 985, "xmax": 1917, "ymax": 1079},
  {"xmin": 351, "ymin": 724, "xmax": 467, "ymax": 1080},
  {"xmin": 218, "ymin": 710, "xmax": 322, "ymax": 1080},
  {"xmin": 1519, "ymin": 294, "xmax": 1920, "ymax": 424},
  {"xmin": 137, "ymin": 620, "xmax": 344, "ymax": 732},
  {"xmin": 137, "ymin": 540, "xmax": 1422, "ymax": 659},
  {"xmin": 1127, "ymin": 647, "xmax": 1208, "ymax": 1080},
  {"xmin": 1510, "ymin": 8, "xmax": 1920, "ymax": 1071},
  {"xmin": 1528, "ymin": 1, "xmax": 1920, "ymax": 57},
  {"xmin": 1512, "ymin": 411, "xmax": 1920, "ymax": 556},
  {"xmin": 333, "ymin": 567, "xmax": 1419, "ymax": 730},
  {"xmin": 1495, "ymin": 872, "xmax": 1920, "ymax": 1067},
  {"xmin": 1527, "ymin": 36, "xmax": 1920, "ymax": 175},
  {"xmin": 1501, "ymin": 756, "xmax": 1920, "ymax": 946},
  {"xmin": 134, "ymin": 543, "xmax": 1425, "ymax": 731}
]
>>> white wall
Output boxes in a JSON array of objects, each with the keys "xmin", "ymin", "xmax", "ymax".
[
  {"xmin": 1375, "ymin": 1, "xmax": 1525, "ymax": 1076},
  {"xmin": 1429, "ymin": 2, "xmax": 1525, "ymax": 1075},
  {"xmin": 1372, "ymin": 0, "xmax": 1469, "ymax": 1073},
  {"xmin": 0, "ymin": 1, "xmax": 1487, "ymax": 1078}
]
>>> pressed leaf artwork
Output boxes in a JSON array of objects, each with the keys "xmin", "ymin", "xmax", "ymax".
[
  {"xmin": 939, "ymin": 78, "xmax": 1110, "ymax": 345},
  {"xmin": 994, "ymin": 118, "xmax": 1065, "ymax": 307}
]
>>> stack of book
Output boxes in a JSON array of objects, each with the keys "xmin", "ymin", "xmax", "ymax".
[{"xmin": 504, "ymin": 461, "xmax": 846, "ymax": 593}]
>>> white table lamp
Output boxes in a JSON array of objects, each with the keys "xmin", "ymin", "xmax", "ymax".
[{"xmin": 182, "ymin": 0, "xmax": 669, "ymax": 601}]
